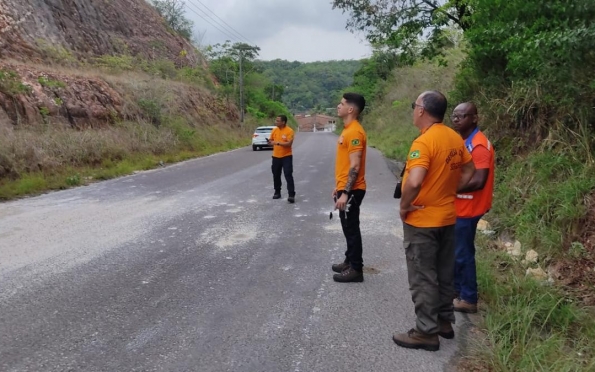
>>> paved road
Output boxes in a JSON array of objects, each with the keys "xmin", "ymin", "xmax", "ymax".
[{"xmin": 0, "ymin": 132, "xmax": 462, "ymax": 371}]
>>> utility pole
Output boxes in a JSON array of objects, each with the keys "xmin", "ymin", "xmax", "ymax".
[{"xmin": 239, "ymin": 50, "xmax": 244, "ymax": 124}]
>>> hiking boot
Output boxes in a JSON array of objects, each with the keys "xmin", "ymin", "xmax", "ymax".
[
  {"xmin": 454, "ymin": 298, "xmax": 478, "ymax": 314},
  {"xmin": 333, "ymin": 267, "xmax": 363, "ymax": 283},
  {"xmin": 392, "ymin": 328, "xmax": 439, "ymax": 351},
  {"xmin": 331, "ymin": 261, "xmax": 350, "ymax": 273},
  {"xmin": 272, "ymin": 193, "xmax": 281, "ymax": 199},
  {"xmin": 288, "ymin": 196, "xmax": 295, "ymax": 203},
  {"xmin": 438, "ymin": 319, "xmax": 454, "ymax": 339}
]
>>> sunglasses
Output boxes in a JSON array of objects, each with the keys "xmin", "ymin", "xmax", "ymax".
[
  {"xmin": 450, "ymin": 114, "xmax": 472, "ymax": 120},
  {"xmin": 411, "ymin": 102, "xmax": 424, "ymax": 109}
]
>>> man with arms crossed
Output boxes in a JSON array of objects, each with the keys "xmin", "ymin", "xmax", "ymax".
[
  {"xmin": 268, "ymin": 115, "xmax": 296, "ymax": 203},
  {"xmin": 331, "ymin": 93, "xmax": 367, "ymax": 283},
  {"xmin": 393, "ymin": 91, "xmax": 475, "ymax": 351},
  {"xmin": 451, "ymin": 102, "xmax": 495, "ymax": 314}
]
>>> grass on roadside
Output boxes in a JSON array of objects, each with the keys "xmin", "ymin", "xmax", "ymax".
[
  {"xmin": 464, "ymin": 237, "xmax": 595, "ymax": 372},
  {"xmin": 0, "ymin": 117, "xmax": 255, "ymax": 200}
]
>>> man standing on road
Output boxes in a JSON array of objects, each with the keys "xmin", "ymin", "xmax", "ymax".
[
  {"xmin": 331, "ymin": 93, "xmax": 367, "ymax": 283},
  {"xmin": 393, "ymin": 91, "xmax": 475, "ymax": 351},
  {"xmin": 452, "ymin": 102, "xmax": 495, "ymax": 314},
  {"xmin": 268, "ymin": 115, "xmax": 296, "ymax": 203}
]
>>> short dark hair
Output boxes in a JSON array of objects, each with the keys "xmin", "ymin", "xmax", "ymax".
[
  {"xmin": 421, "ymin": 91, "xmax": 447, "ymax": 121},
  {"xmin": 277, "ymin": 115, "xmax": 287, "ymax": 123},
  {"xmin": 343, "ymin": 93, "xmax": 366, "ymax": 114}
]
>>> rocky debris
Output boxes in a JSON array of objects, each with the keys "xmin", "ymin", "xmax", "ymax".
[
  {"xmin": 0, "ymin": 0, "xmax": 202, "ymax": 67},
  {"xmin": 505, "ymin": 240, "xmax": 522, "ymax": 258},
  {"xmin": 525, "ymin": 249, "xmax": 539, "ymax": 264},
  {"xmin": 526, "ymin": 267, "xmax": 548, "ymax": 281},
  {"xmin": 477, "ymin": 219, "xmax": 490, "ymax": 231}
]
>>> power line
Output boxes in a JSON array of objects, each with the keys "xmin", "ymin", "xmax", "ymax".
[
  {"xmin": 188, "ymin": 0, "xmax": 255, "ymax": 45},
  {"xmin": 183, "ymin": 3, "xmax": 239, "ymax": 42}
]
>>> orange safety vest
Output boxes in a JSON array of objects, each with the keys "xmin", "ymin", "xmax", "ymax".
[{"xmin": 455, "ymin": 129, "xmax": 495, "ymax": 218}]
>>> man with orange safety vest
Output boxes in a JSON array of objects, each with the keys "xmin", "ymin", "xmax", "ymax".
[{"xmin": 451, "ymin": 102, "xmax": 495, "ymax": 314}]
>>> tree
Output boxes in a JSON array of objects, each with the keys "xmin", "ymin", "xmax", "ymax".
[
  {"xmin": 332, "ymin": 0, "xmax": 472, "ymax": 62},
  {"xmin": 150, "ymin": 0, "xmax": 193, "ymax": 40}
]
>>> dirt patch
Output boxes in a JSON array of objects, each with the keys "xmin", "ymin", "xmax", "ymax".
[{"xmin": 548, "ymin": 193, "xmax": 595, "ymax": 306}]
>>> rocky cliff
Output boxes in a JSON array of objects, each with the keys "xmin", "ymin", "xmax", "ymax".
[
  {"xmin": 0, "ymin": 0, "xmax": 232, "ymax": 129},
  {"xmin": 0, "ymin": 0, "xmax": 201, "ymax": 65}
]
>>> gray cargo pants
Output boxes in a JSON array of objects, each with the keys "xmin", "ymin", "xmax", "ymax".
[{"xmin": 403, "ymin": 222, "xmax": 456, "ymax": 335}]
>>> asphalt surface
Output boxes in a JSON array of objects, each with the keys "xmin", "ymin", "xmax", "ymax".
[{"xmin": 0, "ymin": 132, "xmax": 464, "ymax": 371}]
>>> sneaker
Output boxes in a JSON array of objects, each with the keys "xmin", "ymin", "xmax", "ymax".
[
  {"xmin": 272, "ymin": 193, "xmax": 281, "ymax": 199},
  {"xmin": 288, "ymin": 196, "xmax": 295, "ymax": 203},
  {"xmin": 333, "ymin": 267, "xmax": 363, "ymax": 283},
  {"xmin": 438, "ymin": 319, "xmax": 454, "ymax": 339},
  {"xmin": 392, "ymin": 328, "xmax": 439, "ymax": 351},
  {"xmin": 453, "ymin": 298, "xmax": 478, "ymax": 314},
  {"xmin": 331, "ymin": 262, "xmax": 350, "ymax": 273}
]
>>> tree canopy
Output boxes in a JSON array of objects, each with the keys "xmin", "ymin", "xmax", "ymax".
[
  {"xmin": 150, "ymin": 0, "xmax": 194, "ymax": 41},
  {"xmin": 332, "ymin": 0, "xmax": 471, "ymax": 61}
]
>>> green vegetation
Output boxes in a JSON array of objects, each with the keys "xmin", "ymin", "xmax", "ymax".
[
  {"xmin": 338, "ymin": 0, "xmax": 595, "ymax": 370},
  {"xmin": 0, "ymin": 69, "xmax": 32, "ymax": 96},
  {"xmin": 254, "ymin": 59, "xmax": 361, "ymax": 112},
  {"xmin": 0, "ymin": 117, "xmax": 253, "ymax": 199},
  {"xmin": 149, "ymin": 0, "xmax": 193, "ymax": 41},
  {"xmin": 467, "ymin": 242, "xmax": 595, "ymax": 371},
  {"xmin": 38, "ymin": 76, "xmax": 66, "ymax": 89},
  {"xmin": 205, "ymin": 42, "xmax": 295, "ymax": 125}
]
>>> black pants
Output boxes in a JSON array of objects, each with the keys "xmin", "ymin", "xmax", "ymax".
[
  {"xmin": 272, "ymin": 156, "xmax": 295, "ymax": 196},
  {"xmin": 338, "ymin": 189, "xmax": 366, "ymax": 271}
]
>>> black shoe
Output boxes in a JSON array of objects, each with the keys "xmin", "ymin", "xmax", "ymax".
[
  {"xmin": 438, "ymin": 319, "xmax": 455, "ymax": 339},
  {"xmin": 331, "ymin": 262, "xmax": 350, "ymax": 273},
  {"xmin": 272, "ymin": 193, "xmax": 281, "ymax": 199},
  {"xmin": 333, "ymin": 267, "xmax": 363, "ymax": 283},
  {"xmin": 288, "ymin": 196, "xmax": 295, "ymax": 203}
]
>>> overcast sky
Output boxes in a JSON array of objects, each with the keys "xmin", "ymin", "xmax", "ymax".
[{"xmin": 183, "ymin": 0, "xmax": 372, "ymax": 62}]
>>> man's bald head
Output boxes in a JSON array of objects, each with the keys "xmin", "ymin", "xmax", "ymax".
[
  {"xmin": 419, "ymin": 90, "xmax": 448, "ymax": 122},
  {"xmin": 455, "ymin": 102, "xmax": 478, "ymax": 115}
]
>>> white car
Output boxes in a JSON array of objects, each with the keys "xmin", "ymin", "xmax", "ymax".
[{"xmin": 252, "ymin": 126, "xmax": 276, "ymax": 151}]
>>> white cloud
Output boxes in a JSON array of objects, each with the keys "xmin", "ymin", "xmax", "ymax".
[
  {"xmin": 257, "ymin": 26, "xmax": 371, "ymax": 62},
  {"xmin": 183, "ymin": 0, "xmax": 372, "ymax": 61}
]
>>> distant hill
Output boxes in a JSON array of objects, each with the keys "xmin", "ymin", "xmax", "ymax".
[{"xmin": 254, "ymin": 59, "xmax": 361, "ymax": 112}]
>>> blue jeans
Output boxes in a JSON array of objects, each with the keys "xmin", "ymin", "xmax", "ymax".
[{"xmin": 454, "ymin": 215, "xmax": 483, "ymax": 304}]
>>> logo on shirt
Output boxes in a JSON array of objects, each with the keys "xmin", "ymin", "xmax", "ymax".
[
  {"xmin": 351, "ymin": 139, "xmax": 360, "ymax": 146},
  {"xmin": 409, "ymin": 150, "xmax": 420, "ymax": 159},
  {"xmin": 282, "ymin": 135, "xmax": 287, "ymax": 140}
]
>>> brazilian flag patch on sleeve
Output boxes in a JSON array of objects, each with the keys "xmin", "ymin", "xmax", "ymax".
[
  {"xmin": 351, "ymin": 139, "xmax": 360, "ymax": 146},
  {"xmin": 409, "ymin": 150, "xmax": 421, "ymax": 159}
]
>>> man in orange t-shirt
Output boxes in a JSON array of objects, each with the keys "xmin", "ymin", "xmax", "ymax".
[
  {"xmin": 451, "ymin": 102, "xmax": 495, "ymax": 314},
  {"xmin": 331, "ymin": 93, "xmax": 367, "ymax": 283},
  {"xmin": 393, "ymin": 91, "xmax": 475, "ymax": 352},
  {"xmin": 268, "ymin": 115, "xmax": 295, "ymax": 203}
]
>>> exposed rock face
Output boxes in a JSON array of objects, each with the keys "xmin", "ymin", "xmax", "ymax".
[
  {"xmin": 0, "ymin": 0, "xmax": 201, "ymax": 66},
  {"xmin": 0, "ymin": 0, "xmax": 235, "ymax": 128},
  {"xmin": 0, "ymin": 62, "xmax": 238, "ymax": 129},
  {"xmin": 0, "ymin": 63, "xmax": 123, "ymax": 128}
]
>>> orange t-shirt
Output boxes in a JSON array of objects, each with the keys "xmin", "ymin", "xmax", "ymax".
[
  {"xmin": 455, "ymin": 131, "xmax": 495, "ymax": 217},
  {"xmin": 335, "ymin": 120, "xmax": 367, "ymax": 190},
  {"xmin": 269, "ymin": 126, "xmax": 294, "ymax": 158},
  {"xmin": 402, "ymin": 123, "xmax": 473, "ymax": 227}
]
